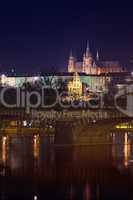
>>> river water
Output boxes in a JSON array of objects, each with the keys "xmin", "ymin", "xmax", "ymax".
[{"xmin": 0, "ymin": 132, "xmax": 133, "ymax": 200}]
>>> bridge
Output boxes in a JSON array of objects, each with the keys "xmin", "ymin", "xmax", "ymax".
[
  {"xmin": 0, "ymin": 109, "xmax": 133, "ymax": 145},
  {"xmin": 54, "ymin": 116, "xmax": 133, "ymax": 145}
]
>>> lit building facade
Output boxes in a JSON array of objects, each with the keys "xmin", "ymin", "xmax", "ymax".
[
  {"xmin": 0, "ymin": 72, "xmax": 131, "ymax": 93},
  {"xmin": 68, "ymin": 42, "xmax": 124, "ymax": 75},
  {"xmin": 68, "ymin": 72, "xmax": 82, "ymax": 96}
]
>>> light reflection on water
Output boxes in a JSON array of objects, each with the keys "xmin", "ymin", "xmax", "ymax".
[
  {"xmin": 33, "ymin": 135, "xmax": 40, "ymax": 160},
  {"xmin": 124, "ymin": 132, "xmax": 131, "ymax": 168},
  {"xmin": 2, "ymin": 136, "xmax": 8, "ymax": 166},
  {"xmin": 0, "ymin": 132, "xmax": 133, "ymax": 199}
]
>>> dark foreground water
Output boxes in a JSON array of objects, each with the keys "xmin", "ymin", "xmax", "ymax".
[{"xmin": 0, "ymin": 132, "xmax": 133, "ymax": 200}]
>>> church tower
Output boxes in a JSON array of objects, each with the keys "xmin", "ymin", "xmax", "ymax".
[
  {"xmin": 96, "ymin": 50, "xmax": 99, "ymax": 61},
  {"xmin": 68, "ymin": 50, "xmax": 76, "ymax": 73},
  {"xmin": 82, "ymin": 41, "xmax": 94, "ymax": 74}
]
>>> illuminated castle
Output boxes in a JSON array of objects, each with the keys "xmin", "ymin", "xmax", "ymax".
[{"xmin": 68, "ymin": 42, "xmax": 124, "ymax": 74}]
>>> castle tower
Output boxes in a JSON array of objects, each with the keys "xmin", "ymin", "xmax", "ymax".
[
  {"xmin": 82, "ymin": 41, "xmax": 94, "ymax": 74},
  {"xmin": 86, "ymin": 41, "xmax": 90, "ymax": 57},
  {"xmin": 68, "ymin": 50, "xmax": 76, "ymax": 73},
  {"xmin": 96, "ymin": 50, "xmax": 99, "ymax": 61}
]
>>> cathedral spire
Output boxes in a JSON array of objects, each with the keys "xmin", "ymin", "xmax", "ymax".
[
  {"xmin": 68, "ymin": 49, "xmax": 76, "ymax": 73},
  {"xmin": 69, "ymin": 49, "xmax": 73, "ymax": 58},
  {"xmin": 96, "ymin": 50, "xmax": 99, "ymax": 61},
  {"xmin": 86, "ymin": 40, "xmax": 90, "ymax": 56}
]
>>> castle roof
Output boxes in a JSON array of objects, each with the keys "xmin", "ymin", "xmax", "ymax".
[{"xmin": 96, "ymin": 61, "xmax": 120, "ymax": 68}]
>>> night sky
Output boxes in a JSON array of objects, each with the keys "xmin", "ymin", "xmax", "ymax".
[{"xmin": 0, "ymin": 1, "xmax": 133, "ymax": 73}]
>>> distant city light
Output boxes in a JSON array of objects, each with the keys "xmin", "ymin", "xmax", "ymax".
[
  {"xmin": 1, "ymin": 74, "xmax": 7, "ymax": 85},
  {"xmin": 23, "ymin": 121, "xmax": 27, "ymax": 127},
  {"xmin": 1, "ymin": 74, "xmax": 6, "ymax": 78},
  {"xmin": 116, "ymin": 124, "xmax": 133, "ymax": 129},
  {"xmin": 2, "ymin": 136, "xmax": 7, "ymax": 142},
  {"xmin": 34, "ymin": 76, "xmax": 39, "ymax": 81},
  {"xmin": 34, "ymin": 195, "xmax": 38, "ymax": 200}
]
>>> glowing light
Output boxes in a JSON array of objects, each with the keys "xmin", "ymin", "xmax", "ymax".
[
  {"xmin": 34, "ymin": 76, "xmax": 39, "ymax": 81},
  {"xmin": 33, "ymin": 135, "xmax": 39, "ymax": 159},
  {"xmin": 23, "ymin": 121, "xmax": 27, "ymax": 127},
  {"xmin": 2, "ymin": 136, "xmax": 8, "ymax": 165},
  {"xmin": 34, "ymin": 195, "xmax": 38, "ymax": 200},
  {"xmin": 68, "ymin": 72, "xmax": 82, "ymax": 96},
  {"xmin": 124, "ymin": 133, "xmax": 131, "ymax": 168},
  {"xmin": 116, "ymin": 124, "xmax": 133, "ymax": 129},
  {"xmin": 3, "ymin": 136, "xmax": 7, "ymax": 143},
  {"xmin": 112, "ymin": 133, "xmax": 116, "ymax": 158},
  {"xmin": 1, "ymin": 74, "xmax": 7, "ymax": 85}
]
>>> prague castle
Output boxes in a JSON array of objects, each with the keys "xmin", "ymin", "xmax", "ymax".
[
  {"xmin": 0, "ymin": 41, "xmax": 130, "ymax": 96},
  {"xmin": 68, "ymin": 42, "xmax": 124, "ymax": 74}
]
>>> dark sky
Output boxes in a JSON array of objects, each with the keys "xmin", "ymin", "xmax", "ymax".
[{"xmin": 0, "ymin": 1, "xmax": 133, "ymax": 73}]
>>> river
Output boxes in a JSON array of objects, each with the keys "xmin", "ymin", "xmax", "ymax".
[{"xmin": 0, "ymin": 131, "xmax": 133, "ymax": 199}]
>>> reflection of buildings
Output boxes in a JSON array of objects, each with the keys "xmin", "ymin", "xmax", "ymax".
[
  {"xmin": 124, "ymin": 133, "xmax": 131, "ymax": 168},
  {"xmin": 112, "ymin": 132, "xmax": 132, "ymax": 169},
  {"xmin": 33, "ymin": 135, "xmax": 40, "ymax": 160},
  {"xmin": 1, "ymin": 136, "xmax": 8, "ymax": 166},
  {"xmin": 68, "ymin": 42, "xmax": 124, "ymax": 74}
]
